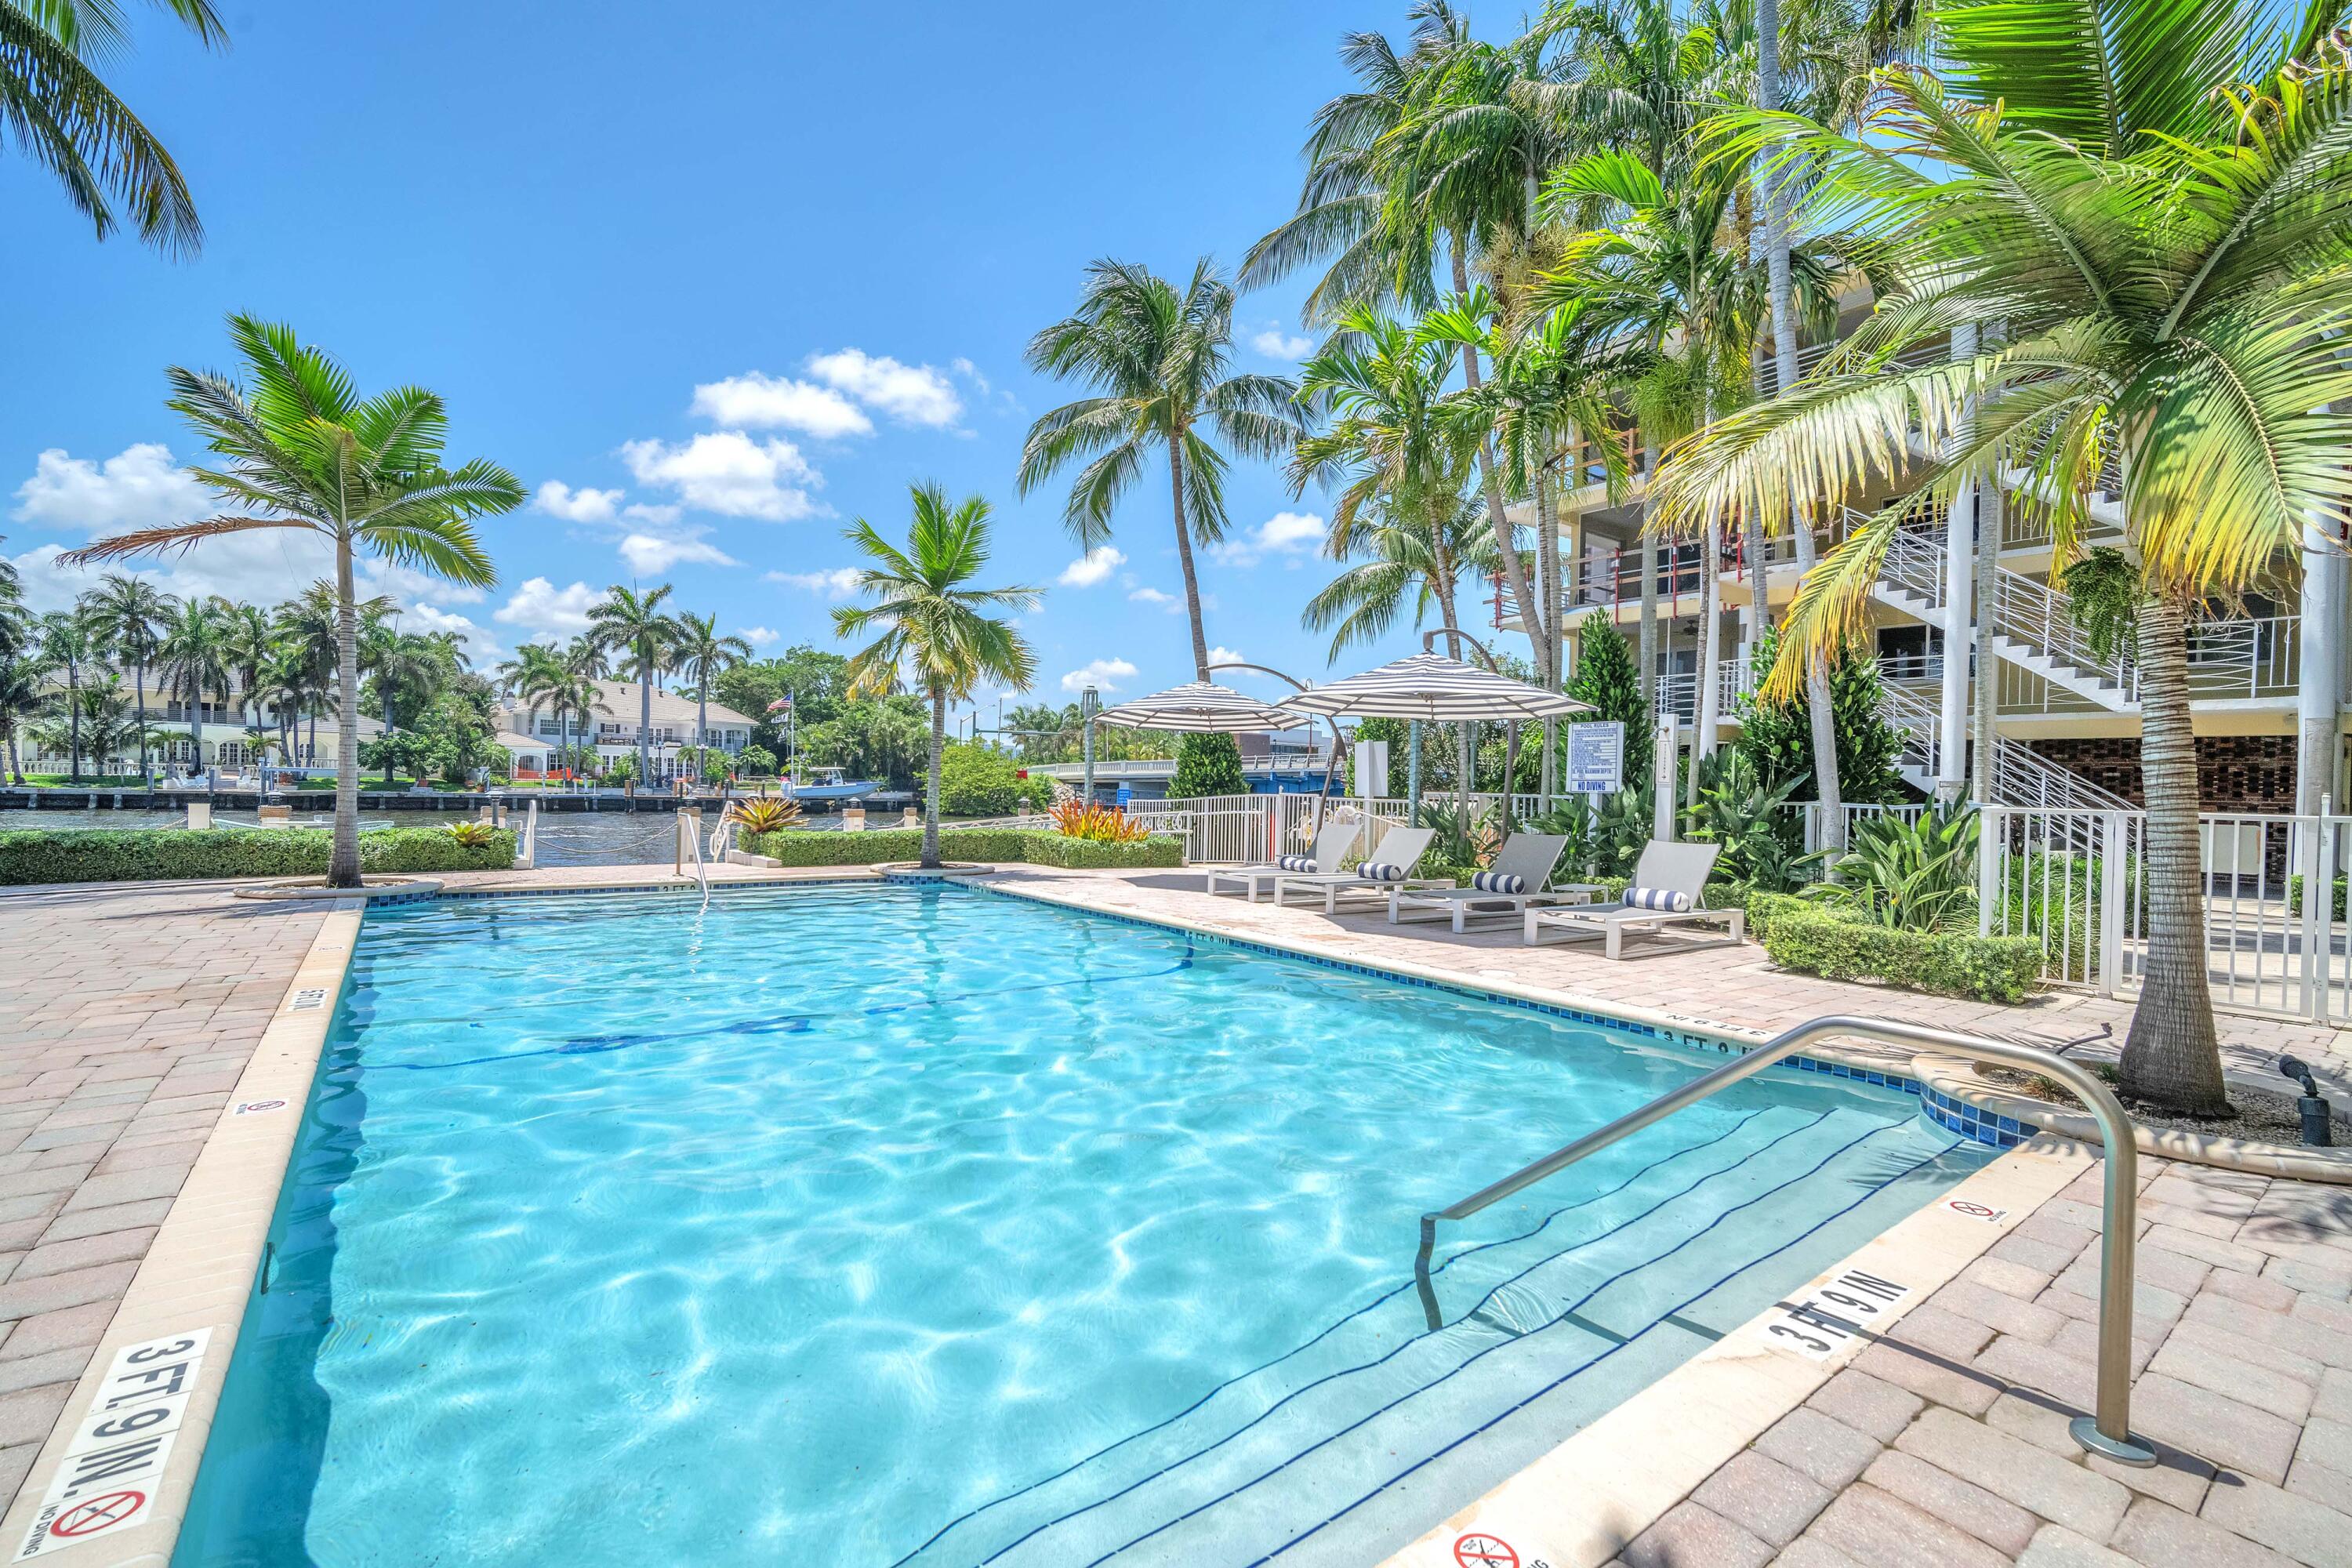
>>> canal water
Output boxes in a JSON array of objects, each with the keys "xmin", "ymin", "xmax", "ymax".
[{"xmin": 0, "ymin": 808, "xmax": 852, "ymax": 868}]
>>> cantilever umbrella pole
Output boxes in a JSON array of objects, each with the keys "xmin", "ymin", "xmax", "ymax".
[
  {"xmin": 1206, "ymin": 660, "xmax": 1350, "ymax": 826},
  {"xmin": 1417, "ymin": 630, "xmax": 1518, "ymax": 833}
]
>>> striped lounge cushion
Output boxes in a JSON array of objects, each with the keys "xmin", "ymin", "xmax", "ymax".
[
  {"xmin": 1622, "ymin": 885, "xmax": 1692, "ymax": 912},
  {"xmin": 1277, "ymin": 855, "xmax": 1318, "ymax": 871},
  {"xmin": 1357, "ymin": 862, "xmax": 1406, "ymax": 882},
  {"xmin": 1470, "ymin": 870, "xmax": 1526, "ymax": 895}
]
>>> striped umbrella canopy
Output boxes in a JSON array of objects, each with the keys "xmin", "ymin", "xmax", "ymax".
[
  {"xmin": 1091, "ymin": 681, "xmax": 1298, "ymax": 732},
  {"xmin": 1277, "ymin": 652, "xmax": 1592, "ymax": 722}
]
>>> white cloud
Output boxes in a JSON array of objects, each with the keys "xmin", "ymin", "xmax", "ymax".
[
  {"xmin": 618, "ymin": 532, "xmax": 737, "ymax": 575},
  {"xmin": 806, "ymin": 348, "xmax": 963, "ymax": 428},
  {"xmin": 1250, "ymin": 327, "xmax": 1313, "ymax": 360},
  {"xmin": 742, "ymin": 626, "xmax": 779, "ymax": 648},
  {"xmin": 1061, "ymin": 657, "xmax": 1138, "ymax": 694},
  {"xmin": 691, "ymin": 372, "xmax": 873, "ymax": 439},
  {"xmin": 495, "ymin": 578, "xmax": 608, "ymax": 637},
  {"xmin": 767, "ymin": 567, "xmax": 864, "ymax": 598},
  {"xmin": 11, "ymin": 442, "xmax": 209, "ymax": 532},
  {"xmin": 1210, "ymin": 510, "xmax": 1326, "ymax": 566},
  {"xmin": 1058, "ymin": 546, "xmax": 1127, "ymax": 588},
  {"xmin": 622, "ymin": 502, "xmax": 681, "ymax": 526},
  {"xmin": 532, "ymin": 480, "xmax": 624, "ymax": 524},
  {"xmin": 357, "ymin": 559, "xmax": 488, "ymax": 606},
  {"xmin": 1127, "ymin": 585, "xmax": 1181, "ymax": 613},
  {"xmin": 1206, "ymin": 645, "xmax": 1247, "ymax": 671},
  {"xmin": 620, "ymin": 431, "xmax": 821, "ymax": 522}
]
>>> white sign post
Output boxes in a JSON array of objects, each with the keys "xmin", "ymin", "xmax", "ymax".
[{"xmin": 1653, "ymin": 716, "xmax": 1679, "ymax": 842}]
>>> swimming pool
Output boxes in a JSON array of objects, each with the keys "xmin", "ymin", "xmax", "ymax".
[{"xmin": 174, "ymin": 884, "xmax": 1988, "ymax": 1566}]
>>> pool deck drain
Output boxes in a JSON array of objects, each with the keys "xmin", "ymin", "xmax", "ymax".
[{"xmin": 2, "ymin": 863, "xmax": 2350, "ymax": 1564}]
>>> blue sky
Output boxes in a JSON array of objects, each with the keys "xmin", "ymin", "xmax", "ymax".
[{"xmin": 0, "ymin": 2, "xmax": 1495, "ymax": 731}]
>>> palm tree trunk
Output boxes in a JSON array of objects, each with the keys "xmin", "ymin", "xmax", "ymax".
[
  {"xmin": 1638, "ymin": 447, "xmax": 1661, "ymax": 743},
  {"xmin": 924, "ymin": 687, "xmax": 946, "ymax": 869},
  {"xmin": 2120, "ymin": 593, "xmax": 2227, "ymax": 1112},
  {"xmin": 1692, "ymin": 521, "xmax": 1722, "ymax": 808},
  {"xmin": 330, "ymin": 537, "xmax": 363, "ymax": 887},
  {"xmin": 66, "ymin": 658, "xmax": 81, "ymax": 784},
  {"xmin": 1971, "ymin": 470, "xmax": 2002, "ymax": 804},
  {"xmin": 1455, "ymin": 242, "xmax": 1548, "ymax": 678},
  {"xmin": 134, "ymin": 659, "xmax": 149, "ymax": 785},
  {"xmin": 382, "ymin": 688, "xmax": 397, "ymax": 785},
  {"xmin": 1167, "ymin": 434, "xmax": 1212, "ymax": 681},
  {"xmin": 638, "ymin": 663, "xmax": 653, "ymax": 786}
]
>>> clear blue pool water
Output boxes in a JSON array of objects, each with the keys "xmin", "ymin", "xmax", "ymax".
[{"xmin": 175, "ymin": 884, "xmax": 1987, "ymax": 1567}]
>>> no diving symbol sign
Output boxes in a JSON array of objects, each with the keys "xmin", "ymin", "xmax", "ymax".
[
  {"xmin": 1944, "ymin": 1198, "xmax": 2010, "ymax": 1225},
  {"xmin": 46, "ymin": 1495, "xmax": 141, "ymax": 1540},
  {"xmin": 231, "ymin": 1100, "xmax": 286, "ymax": 1117},
  {"xmin": 1454, "ymin": 1534, "xmax": 1519, "ymax": 1568}
]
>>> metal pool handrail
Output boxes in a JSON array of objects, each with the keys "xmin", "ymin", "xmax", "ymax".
[
  {"xmin": 677, "ymin": 810, "xmax": 710, "ymax": 909},
  {"xmin": 1411, "ymin": 1014, "xmax": 2155, "ymax": 1466},
  {"xmin": 516, "ymin": 797, "xmax": 539, "ymax": 869}
]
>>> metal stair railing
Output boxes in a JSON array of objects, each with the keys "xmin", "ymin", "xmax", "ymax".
[
  {"xmin": 1411, "ymin": 1014, "xmax": 2156, "ymax": 1467},
  {"xmin": 1877, "ymin": 682, "xmax": 2132, "ymax": 811}
]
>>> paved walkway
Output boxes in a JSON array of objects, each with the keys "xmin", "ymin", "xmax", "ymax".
[{"xmin": 0, "ymin": 881, "xmax": 324, "ymax": 1504}]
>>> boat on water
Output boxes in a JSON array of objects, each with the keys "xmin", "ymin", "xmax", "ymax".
[{"xmin": 785, "ymin": 767, "xmax": 879, "ymax": 803}]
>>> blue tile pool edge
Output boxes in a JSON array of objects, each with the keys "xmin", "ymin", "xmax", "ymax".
[{"xmin": 404, "ymin": 873, "xmax": 2027, "ymax": 1152}]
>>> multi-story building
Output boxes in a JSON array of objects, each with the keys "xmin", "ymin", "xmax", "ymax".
[
  {"xmin": 1507, "ymin": 303, "xmax": 2339, "ymax": 818},
  {"xmin": 495, "ymin": 680, "xmax": 757, "ymax": 782}
]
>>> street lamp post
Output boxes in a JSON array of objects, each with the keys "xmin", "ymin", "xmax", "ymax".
[{"xmin": 1080, "ymin": 685, "xmax": 1101, "ymax": 802}]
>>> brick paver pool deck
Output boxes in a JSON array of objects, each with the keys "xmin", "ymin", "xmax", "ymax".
[{"xmin": 5, "ymin": 863, "xmax": 2352, "ymax": 1566}]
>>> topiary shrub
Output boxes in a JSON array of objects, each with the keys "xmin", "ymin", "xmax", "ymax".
[
  {"xmin": 1171, "ymin": 732, "xmax": 1247, "ymax": 797},
  {"xmin": 0, "ymin": 827, "xmax": 516, "ymax": 885},
  {"xmin": 937, "ymin": 743, "xmax": 1022, "ymax": 817},
  {"xmin": 1762, "ymin": 903, "xmax": 2043, "ymax": 1003}
]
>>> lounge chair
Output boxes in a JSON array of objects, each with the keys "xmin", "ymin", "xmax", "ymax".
[
  {"xmin": 1204, "ymin": 818, "xmax": 1365, "ymax": 902},
  {"xmin": 1387, "ymin": 833, "xmax": 1604, "ymax": 932},
  {"xmin": 1523, "ymin": 840, "xmax": 1744, "ymax": 957},
  {"xmin": 1271, "ymin": 826, "xmax": 1450, "ymax": 913}
]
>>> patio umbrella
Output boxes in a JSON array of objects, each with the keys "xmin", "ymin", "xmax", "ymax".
[
  {"xmin": 1279, "ymin": 652, "xmax": 1591, "ymax": 830},
  {"xmin": 1091, "ymin": 681, "xmax": 1296, "ymax": 731}
]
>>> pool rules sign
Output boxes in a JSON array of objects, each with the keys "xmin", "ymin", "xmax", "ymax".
[{"xmin": 16, "ymin": 1330, "xmax": 211, "ymax": 1559}]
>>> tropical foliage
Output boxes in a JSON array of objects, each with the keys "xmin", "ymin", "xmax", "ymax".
[{"xmin": 1048, "ymin": 799, "xmax": 1153, "ymax": 844}]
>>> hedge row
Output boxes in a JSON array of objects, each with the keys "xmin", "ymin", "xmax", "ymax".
[
  {"xmin": 1760, "ymin": 901, "xmax": 2044, "ymax": 1004},
  {"xmin": 740, "ymin": 828, "xmax": 1184, "ymax": 870},
  {"xmin": 0, "ymin": 827, "xmax": 517, "ymax": 886},
  {"xmin": 2289, "ymin": 876, "xmax": 2350, "ymax": 920}
]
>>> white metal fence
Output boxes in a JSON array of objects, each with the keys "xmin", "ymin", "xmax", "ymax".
[{"xmin": 1983, "ymin": 804, "xmax": 2352, "ymax": 1020}]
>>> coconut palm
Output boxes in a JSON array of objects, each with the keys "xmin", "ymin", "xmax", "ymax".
[
  {"xmin": 1018, "ymin": 259, "xmax": 1305, "ymax": 680},
  {"xmin": 218, "ymin": 600, "xmax": 275, "ymax": 728},
  {"xmin": 154, "ymin": 596, "xmax": 231, "ymax": 764},
  {"xmin": 362, "ymin": 626, "xmax": 448, "ymax": 784},
  {"xmin": 274, "ymin": 582, "xmax": 384, "ymax": 769},
  {"xmin": 1302, "ymin": 492, "xmax": 1493, "ymax": 660},
  {"xmin": 1650, "ymin": 3, "xmax": 2352, "ymax": 1111},
  {"xmin": 832, "ymin": 485, "xmax": 1038, "ymax": 869},
  {"xmin": 83, "ymin": 573, "xmax": 171, "ymax": 782},
  {"xmin": 588, "ymin": 585, "xmax": 681, "ymax": 785},
  {"xmin": 2, "ymin": 0, "xmax": 223, "ymax": 256},
  {"xmin": 62, "ymin": 315, "xmax": 518, "ymax": 887},
  {"xmin": 673, "ymin": 612, "xmax": 752, "ymax": 756},
  {"xmin": 34, "ymin": 605, "xmax": 100, "ymax": 782},
  {"xmin": 0, "ymin": 646, "xmax": 53, "ymax": 783}
]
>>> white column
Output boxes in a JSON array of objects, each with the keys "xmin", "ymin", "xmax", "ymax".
[
  {"xmin": 2298, "ymin": 520, "xmax": 2343, "ymax": 817},
  {"xmin": 1938, "ymin": 321, "xmax": 1980, "ymax": 801},
  {"xmin": 1695, "ymin": 523, "xmax": 1722, "ymax": 766}
]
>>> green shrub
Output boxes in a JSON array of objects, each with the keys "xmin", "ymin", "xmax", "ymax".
[
  {"xmin": 938, "ymin": 743, "xmax": 1022, "ymax": 817},
  {"xmin": 1763, "ymin": 903, "xmax": 2043, "ymax": 1003},
  {"xmin": 0, "ymin": 826, "xmax": 517, "ymax": 886},
  {"xmin": 2289, "ymin": 876, "xmax": 2349, "ymax": 920},
  {"xmin": 739, "ymin": 828, "xmax": 1181, "ymax": 869},
  {"xmin": 1171, "ymin": 733, "xmax": 1246, "ymax": 797}
]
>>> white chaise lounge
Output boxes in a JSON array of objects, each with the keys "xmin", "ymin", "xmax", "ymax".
[
  {"xmin": 1271, "ymin": 826, "xmax": 1448, "ymax": 914},
  {"xmin": 1204, "ymin": 819, "xmax": 1363, "ymax": 902},
  {"xmin": 1386, "ymin": 833, "xmax": 1602, "ymax": 932},
  {"xmin": 1523, "ymin": 840, "xmax": 1744, "ymax": 957}
]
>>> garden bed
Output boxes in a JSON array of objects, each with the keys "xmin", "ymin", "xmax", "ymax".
[{"xmin": 0, "ymin": 826, "xmax": 517, "ymax": 885}]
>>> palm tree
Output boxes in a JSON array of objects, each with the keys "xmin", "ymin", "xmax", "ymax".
[
  {"xmin": 274, "ymin": 582, "xmax": 384, "ymax": 767},
  {"xmin": 2, "ymin": 0, "xmax": 223, "ymax": 256},
  {"xmin": 554, "ymin": 636, "xmax": 608, "ymax": 780},
  {"xmin": 1302, "ymin": 492, "xmax": 1491, "ymax": 659},
  {"xmin": 83, "ymin": 574, "xmax": 171, "ymax": 783},
  {"xmin": 362, "ymin": 626, "xmax": 448, "ymax": 784},
  {"xmin": 155, "ymin": 596, "xmax": 231, "ymax": 766},
  {"xmin": 833, "ymin": 485, "xmax": 1038, "ymax": 869},
  {"xmin": 673, "ymin": 612, "xmax": 752, "ymax": 758},
  {"xmin": 62, "ymin": 315, "xmax": 519, "ymax": 887},
  {"xmin": 1019, "ymin": 259, "xmax": 1305, "ymax": 679},
  {"xmin": 219, "ymin": 600, "xmax": 275, "ymax": 729},
  {"xmin": 0, "ymin": 650, "xmax": 51, "ymax": 784},
  {"xmin": 1650, "ymin": 1, "xmax": 2352, "ymax": 1112},
  {"xmin": 588, "ymin": 585, "xmax": 681, "ymax": 786},
  {"xmin": 34, "ymin": 605, "xmax": 100, "ymax": 782}
]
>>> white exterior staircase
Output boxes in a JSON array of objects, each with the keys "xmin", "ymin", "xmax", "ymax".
[
  {"xmin": 1866, "ymin": 520, "xmax": 2140, "ymax": 712},
  {"xmin": 1875, "ymin": 681, "xmax": 2132, "ymax": 811}
]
